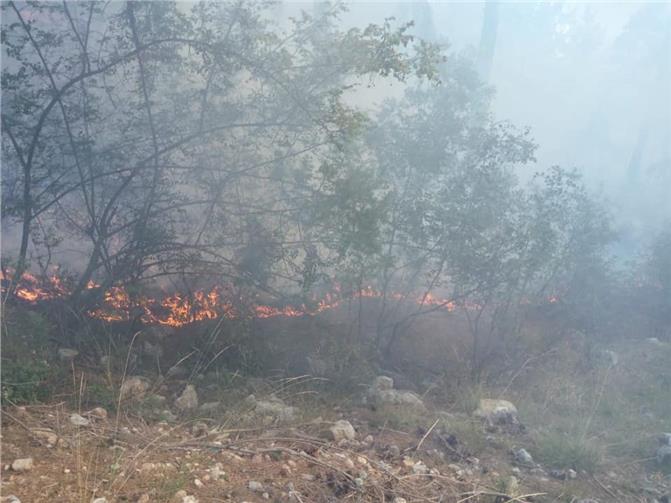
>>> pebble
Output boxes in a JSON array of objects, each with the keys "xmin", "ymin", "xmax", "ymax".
[
  {"xmin": 32, "ymin": 429, "xmax": 58, "ymax": 446},
  {"xmin": 412, "ymin": 461, "xmax": 429, "ymax": 475},
  {"xmin": 11, "ymin": 458, "xmax": 33, "ymax": 472},
  {"xmin": 70, "ymin": 413, "xmax": 91, "ymax": 427},
  {"xmin": 387, "ymin": 444, "xmax": 401, "ymax": 457},
  {"xmin": 513, "ymin": 447, "xmax": 534, "ymax": 465},
  {"xmin": 87, "ymin": 407, "xmax": 108, "ymax": 420},
  {"xmin": 248, "ymin": 480, "xmax": 264, "ymax": 492}
]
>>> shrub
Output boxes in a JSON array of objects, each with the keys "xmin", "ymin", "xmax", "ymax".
[
  {"xmin": 533, "ymin": 431, "xmax": 603, "ymax": 472},
  {"xmin": 1, "ymin": 359, "xmax": 52, "ymax": 404}
]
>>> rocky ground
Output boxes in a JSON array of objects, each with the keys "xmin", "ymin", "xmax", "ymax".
[{"xmin": 2, "ymin": 370, "xmax": 670, "ymax": 503}]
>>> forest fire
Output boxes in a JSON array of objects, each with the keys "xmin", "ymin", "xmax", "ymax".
[{"xmin": 0, "ymin": 269, "xmax": 461, "ymax": 327}]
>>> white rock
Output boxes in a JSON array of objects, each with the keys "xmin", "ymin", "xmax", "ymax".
[
  {"xmin": 32, "ymin": 428, "xmax": 58, "ymax": 446},
  {"xmin": 247, "ymin": 394, "xmax": 296, "ymax": 422},
  {"xmin": 513, "ymin": 448, "xmax": 534, "ymax": 465},
  {"xmin": 11, "ymin": 458, "xmax": 33, "ymax": 472},
  {"xmin": 473, "ymin": 399, "xmax": 519, "ymax": 426},
  {"xmin": 175, "ymin": 384, "xmax": 199, "ymax": 411},
  {"xmin": 412, "ymin": 461, "xmax": 429, "ymax": 474},
  {"xmin": 1, "ymin": 495, "xmax": 21, "ymax": 503},
  {"xmin": 329, "ymin": 420, "xmax": 356, "ymax": 442},
  {"xmin": 248, "ymin": 480, "xmax": 264, "ymax": 492},
  {"xmin": 91, "ymin": 498, "xmax": 108, "ymax": 503},
  {"xmin": 393, "ymin": 498, "xmax": 408, "ymax": 503},
  {"xmin": 657, "ymin": 445, "xmax": 671, "ymax": 464},
  {"xmin": 70, "ymin": 413, "xmax": 91, "ymax": 427}
]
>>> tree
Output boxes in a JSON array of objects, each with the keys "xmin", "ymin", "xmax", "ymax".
[{"xmin": 1, "ymin": 1, "xmax": 440, "ymax": 307}]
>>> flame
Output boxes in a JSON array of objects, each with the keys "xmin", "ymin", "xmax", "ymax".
[{"xmin": 2, "ymin": 268, "xmax": 552, "ymax": 327}]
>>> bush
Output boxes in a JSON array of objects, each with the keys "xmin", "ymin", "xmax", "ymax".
[
  {"xmin": 1, "ymin": 359, "xmax": 52, "ymax": 404},
  {"xmin": 533, "ymin": 431, "xmax": 603, "ymax": 472}
]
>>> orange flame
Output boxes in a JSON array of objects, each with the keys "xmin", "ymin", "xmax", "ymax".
[{"xmin": 2, "ymin": 269, "xmax": 546, "ymax": 327}]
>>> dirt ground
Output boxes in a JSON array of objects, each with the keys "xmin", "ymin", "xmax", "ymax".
[{"xmin": 1, "ymin": 399, "xmax": 664, "ymax": 503}]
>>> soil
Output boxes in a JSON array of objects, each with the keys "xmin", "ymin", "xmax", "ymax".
[{"xmin": 1, "ymin": 399, "xmax": 664, "ymax": 503}]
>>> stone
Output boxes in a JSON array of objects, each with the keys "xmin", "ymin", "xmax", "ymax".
[
  {"xmin": 119, "ymin": 376, "xmax": 150, "ymax": 400},
  {"xmin": 368, "ymin": 376, "xmax": 425, "ymax": 409},
  {"xmin": 329, "ymin": 420, "xmax": 356, "ymax": 442},
  {"xmin": 210, "ymin": 463, "xmax": 225, "ymax": 481},
  {"xmin": 91, "ymin": 499, "xmax": 108, "ymax": 503},
  {"xmin": 513, "ymin": 448, "xmax": 534, "ymax": 466},
  {"xmin": 659, "ymin": 433, "xmax": 671, "ymax": 446},
  {"xmin": 656, "ymin": 445, "xmax": 671, "ymax": 464},
  {"xmin": 247, "ymin": 394, "xmax": 296, "ymax": 422},
  {"xmin": 1, "ymin": 496, "xmax": 21, "ymax": 503},
  {"xmin": 11, "ymin": 458, "xmax": 33, "ymax": 472},
  {"xmin": 87, "ymin": 407, "xmax": 108, "ymax": 420},
  {"xmin": 32, "ymin": 428, "xmax": 58, "ymax": 446},
  {"xmin": 175, "ymin": 384, "xmax": 198, "ymax": 411},
  {"xmin": 549, "ymin": 469, "xmax": 567, "ymax": 480},
  {"xmin": 58, "ymin": 348, "xmax": 79, "ymax": 362},
  {"xmin": 567, "ymin": 469, "xmax": 577, "ymax": 479},
  {"xmin": 70, "ymin": 413, "xmax": 91, "ymax": 427},
  {"xmin": 248, "ymin": 480, "xmax": 264, "ymax": 492},
  {"xmin": 473, "ymin": 399, "xmax": 518, "ymax": 425},
  {"xmin": 182, "ymin": 497, "xmax": 198, "ymax": 503},
  {"xmin": 387, "ymin": 444, "xmax": 401, "ymax": 457},
  {"xmin": 393, "ymin": 498, "xmax": 408, "ymax": 503},
  {"xmin": 412, "ymin": 461, "xmax": 429, "ymax": 474}
]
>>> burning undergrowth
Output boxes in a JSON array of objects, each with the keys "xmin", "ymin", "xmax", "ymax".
[{"xmin": 0, "ymin": 268, "xmax": 460, "ymax": 328}]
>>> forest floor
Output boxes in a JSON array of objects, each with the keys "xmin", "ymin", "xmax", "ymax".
[
  {"xmin": 1, "ymin": 308, "xmax": 670, "ymax": 502},
  {"xmin": 2, "ymin": 394, "xmax": 666, "ymax": 503}
]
